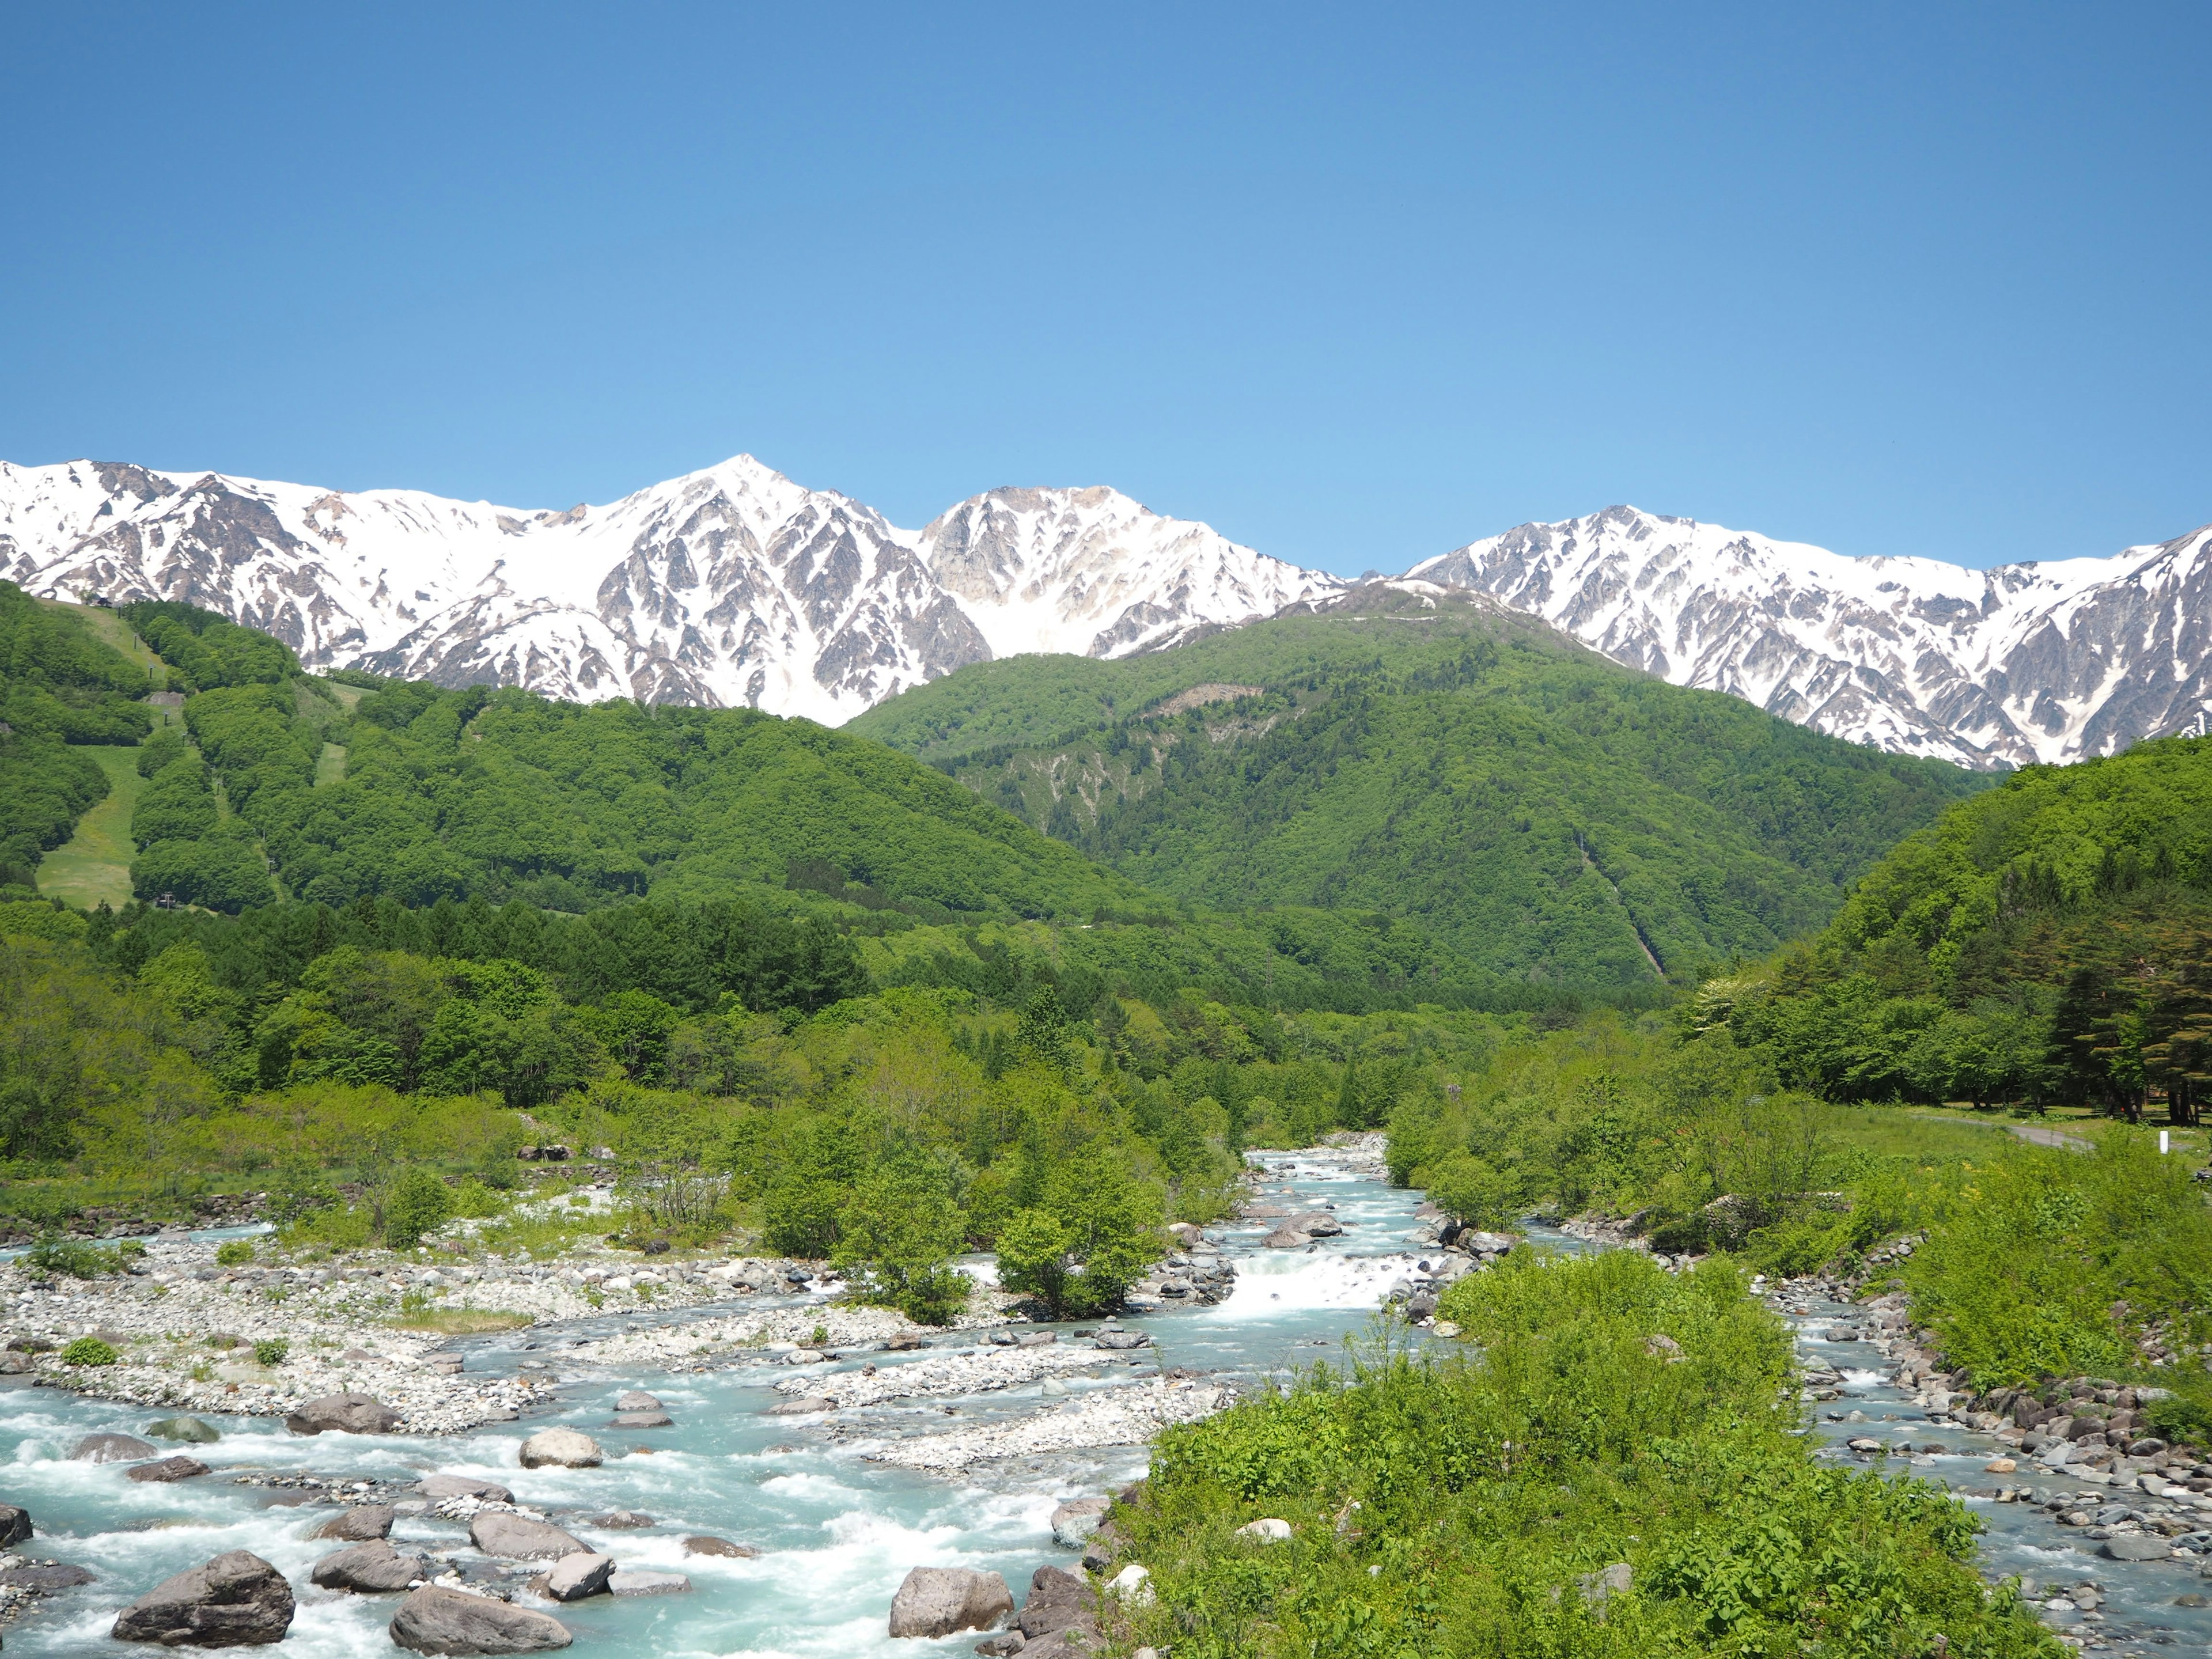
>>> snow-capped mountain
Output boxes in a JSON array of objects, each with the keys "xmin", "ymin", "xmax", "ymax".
[
  {"xmin": 6, "ymin": 452, "xmax": 2207, "ymax": 766},
  {"xmin": 1409, "ymin": 506, "xmax": 2212, "ymax": 768},
  {"xmin": 1, "ymin": 455, "xmax": 1336, "ymax": 725}
]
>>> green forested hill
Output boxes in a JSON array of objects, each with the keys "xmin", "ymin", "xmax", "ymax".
[
  {"xmin": 173, "ymin": 677, "xmax": 1150, "ymax": 920},
  {"xmin": 858, "ymin": 589, "xmax": 1988, "ymax": 986},
  {"xmin": 1711, "ymin": 734, "xmax": 2212, "ymax": 1115},
  {"xmin": 0, "ymin": 583, "xmax": 155, "ymax": 884}
]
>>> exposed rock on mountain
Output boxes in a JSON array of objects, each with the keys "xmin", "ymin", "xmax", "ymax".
[{"xmin": 1410, "ymin": 505, "xmax": 2212, "ymax": 768}]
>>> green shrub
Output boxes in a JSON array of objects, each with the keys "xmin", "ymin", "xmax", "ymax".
[
  {"xmin": 384, "ymin": 1168, "xmax": 454, "ymax": 1249},
  {"xmin": 1120, "ymin": 1250, "xmax": 2060, "ymax": 1659},
  {"xmin": 252, "ymin": 1338, "xmax": 289, "ymax": 1367},
  {"xmin": 24, "ymin": 1235, "xmax": 120, "ymax": 1278},
  {"xmin": 214, "ymin": 1238, "xmax": 255, "ymax": 1267},
  {"xmin": 62, "ymin": 1336, "xmax": 118, "ymax": 1367}
]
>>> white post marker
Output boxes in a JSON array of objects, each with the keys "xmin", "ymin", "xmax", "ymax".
[{"xmin": 2160, "ymin": 1130, "xmax": 2171, "ymax": 1155}]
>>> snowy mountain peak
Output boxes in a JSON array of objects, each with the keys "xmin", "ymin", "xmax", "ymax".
[
  {"xmin": 921, "ymin": 484, "xmax": 1342, "ymax": 658},
  {"xmin": 1410, "ymin": 505, "xmax": 2212, "ymax": 767}
]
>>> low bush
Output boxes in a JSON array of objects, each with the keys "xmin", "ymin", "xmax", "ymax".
[
  {"xmin": 252, "ymin": 1338, "xmax": 289, "ymax": 1366},
  {"xmin": 62, "ymin": 1336, "xmax": 118, "ymax": 1366},
  {"xmin": 24, "ymin": 1235, "xmax": 120, "ymax": 1278},
  {"xmin": 214, "ymin": 1238, "xmax": 255, "ymax": 1266},
  {"xmin": 1111, "ymin": 1250, "xmax": 2061, "ymax": 1658}
]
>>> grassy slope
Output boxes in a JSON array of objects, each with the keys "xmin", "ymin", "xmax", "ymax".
[
  {"xmin": 856, "ymin": 592, "xmax": 1990, "ymax": 986},
  {"xmin": 36, "ymin": 744, "xmax": 145, "ymax": 909}
]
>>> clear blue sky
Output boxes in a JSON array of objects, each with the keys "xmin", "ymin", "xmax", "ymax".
[{"xmin": 3, "ymin": 2, "xmax": 2206, "ymax": 574}]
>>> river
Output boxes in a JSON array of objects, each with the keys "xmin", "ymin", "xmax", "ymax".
[{"xmin": 0, "ymin": 1146, "xmax": 2202, "ymax": 1654}]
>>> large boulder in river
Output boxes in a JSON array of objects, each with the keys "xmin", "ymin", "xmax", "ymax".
[
  {"xmin": 146, "ymin": 1416, "xmax": 221, "ymax": 1444},
  {"xmin": 1050, "ymin": 1498, "xmax": 1110, "ymax": 1547},
  {"xmin": 470, "ymin": 1512, "xmax": 587, "ymax": 1560},
  {"xmin": 1018, "ymin": 1565, "xmax": 1099, "ymax": 1639},
  {"xmin": 542, "ymin": 1552, "xmax": 614, "ymax": 1602},
  {"xmin": 312, "ymin": 1503, "xmax": 395, "ymax": 1541},
  {"xmin": 0, "ymin": 1503, "xmax": 29, "ymax": 1547},
  {"xmin": 418, "ymin": 1474, "xmax": 513, "ymax": 1503},
  {"xmin": 128, "ymin": 1455, "xmax": 210, "ymax": 1483},
  {"xmin": 286, "ymin": 1392, "xmax": 402, "ymax": 1435},
  {"xmin": 111, "ymin": 1549, "xmax": 295, "ymax": 1646},
  {"xmin": 312, "ymin": 1539, "xmax": 431, "ymax": 1593},
  {"xmin": 887, "ymin": 1566, "xmax": 1014, "ymax": 1638},
  {"xmin": 517, "ymin": 1427, "xmax": 601, "ymax": 1468},
  {"xmin": 389, "ymin": 1585, "xmax": 572, "ymax": 1654},
  {"xmin": 74, "ymin": 1431, "xmax": 158, "ymax": 1462}
]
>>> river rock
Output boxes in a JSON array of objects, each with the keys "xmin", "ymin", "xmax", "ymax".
[
  {"xmin": 614, "ymin": 1391, "xmax": 661, "ymax": 1412},
  {"xmin": 544, "ymin": 1552, "xmax": 615, "ymax": 1601},
  {"xmin": 312, "ymin": 1540, "xmax": 431, "ymax": 1592},
  {"xmin": 389, "ymin": 1585, "xmax": 573, "ymax": 1653},
  {"xmin": 146, "ymin": 1416, "xmax": 221, "ymax": 1444},
  {"xmin": 0, "ymin": 1503, "xmax": 29, "ymax": 1546},
  {"xmin": 518, "ymin": 1427, "xmax": 601, "ymax": 1468},
  {"xmin": 589, "ymin": 1509, "xmax": 655, "ymax": 1529},
  {"xmin": 1234, "ymin": 1518, "xmax": 1293, "ymax": 1542},
  {"xmin": 286, "ymin": 1392, "xmax": 402, "ymax": 1435},
  {"xmin": 74, "ymin": 1431, "xmax": 158, "ymax": 1462},
  {"xmin": 1093, "ymin": 1330, "xmax": 1149, "ymax": 1350},
  {"xmin": 2102, "ymin": 1535, "xmax": 2174, "ymax": 1560},
  {"xmin": 1050, "ymin": 1498, "xmax": 1110, "ymax": 1547},
  {"xmin": 111, "ymin": 1549, "xmax": 294, "ymax": 1646},
  {"xmin": 470, "ymin": 1513, "xmax": 587, "ymax": 1560},
  {"xmin": 684, "ymin": 1535, "xmax": 757, "ymax": 1558},
  {"xmin": 0, "ymin": 1560, "xmax": 94, "ymax": 1589},
  {"xmin": 1107, "ymin": 1564, "xmax": 1155, "ymax": 1607},
  {"xmin": 312, "ymin": 1503, "xmax": 395, "ymax": 1541},
  {"xmin": 609, "ymin": 1569, "xmax": 691, "ymax": 1595},
  {"xmin": 887, "ymin": 1565, "xmax": 1015, "ymax": 1637},
  {"xmin": 1261, "ymin": 1228, "xmax": 1308, "ymax": 1248},
  {"xmin": 128, "ymin": 1455, "xmax": 211, "ymax": 1483},
  {"xmin": 608, "ymin": 1411, "xmax": 673, "ymax": 1429},
  {"xmin": 768, "ymin": 1395, "xmax": 833, "ymax": 1415},
  {"xmin": 418, "ymin": 1474, "xmax": 513, "ymax": 1503},
  {"xmin": 1017, "ymin": 1565, "xmax": 1097, "ymax": 1639}
]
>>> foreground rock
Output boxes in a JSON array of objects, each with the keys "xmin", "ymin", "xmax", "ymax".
[
  {"xmin": 614, "ymin": 1391, "xmax": 661, "ymax": 1411},
  {"xmin": 887, "ymin": 1566, "xmax": 1014, "ymax": 1637},
  {"xmin": 518, "ymin": 1427, "xmax": 601, "ymax": 1468},
  {"xmin": 312, "ymin": 1503, "xmax": 395, "ymax": 1541},
  {"xmin": 0, "ymin": 1503, "xmax": 28, "ymax": 1547},
  {"xmin": 146, "ymin": 1416, "xmax": 221, "ymax": 1444},
  {"xmin": 608, "ymin": 1410, "xmax": 672, "ymax": 1428},
  {"xmin": 1050, "ymin": 1498, "xmax": 1110, "ymax": 1547},
  {"xmin": 112, "ymin": 1550, "xmax": 295, "ymax": 1646},
  {"xmin": 1018, "ymin": 1565, "xmax": 1099, "ymax": 1640},
  {"xmin": 543, "ymin": 1552, "xmax": 615, "ymax": 1601},
  {"xmin": 608, "ymin": 1569, "xmax": 691, "ymax": 1595},
  {"xmin": 312, "ymin": 1539, "xmax": 431, "ymax": 1592},
  {"xmin": 684, "ymin": 1535, "xmax": 757, "ymax": 1559},
  {"xmin": 389, "ymin": 1585, "xmax": 573, "ymax": 1654},
  {"xmin": 74, "ymin": 1431, "xmax": 157, "ymax": 1462},
  {"xmin": 128, "ymin": 1454, "xmax": 210, "ymax": 1483},
  {"xmin": 419, "ymin": 1474, "xmax": 513, "ymax": 1503},
  {"xmin": 471, "ymin": 1513, "xmax": 588, "ymax": 1560},
  {"xmin": 286, "ymin": 1392, "xmax": 401, "ymax": 1435}
]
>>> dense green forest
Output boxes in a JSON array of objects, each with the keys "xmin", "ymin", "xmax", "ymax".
[
  {"xmin": 1693, "ymin": 735, "xmax": 2212, "ymax": 1117},
  {"xmin": 858, "ymin": 590, "xmax": 1987, "ymax": 987}
]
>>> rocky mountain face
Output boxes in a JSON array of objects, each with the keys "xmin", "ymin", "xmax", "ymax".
[
  {"xmin": 0, "ymin": 456, "xmax": 1338, "ymax": 725},
  {"xmin": 1409, "ymin": 506, "xmax": 2212, "ymax": 768},
  {"xmin": 5, "ymin": 453, "xmax": 2206, "ymax": 766}
]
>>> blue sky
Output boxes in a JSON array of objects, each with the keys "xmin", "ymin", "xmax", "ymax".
[{"xmin": 3, "ymin": 2, "xmax": 2206, "ymax": 574}]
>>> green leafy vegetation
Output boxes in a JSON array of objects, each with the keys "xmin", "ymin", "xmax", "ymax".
[
  {"xmin": 1111, "ymin": 1249, "xmax": 2057, "ymax": 1658},
  {"xmin": 860, "ymin": 592, "xmax": 1986, "ymax": 987},
  {"xmin": 115, "ymin": 600, "xmax": 297, "ymax": 691},
  {"xmin": 1706, "ymin": 734, "xmax": 2212, "ymax": 1117},
  {"xmin": 61, "ymin": 1336, "xmax": 118, "ymax": 1367}
]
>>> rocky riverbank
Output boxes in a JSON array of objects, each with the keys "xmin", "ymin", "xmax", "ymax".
[{"xmin": 0, "ymin": 1220, "xmax": 871, "ymax": 1433}]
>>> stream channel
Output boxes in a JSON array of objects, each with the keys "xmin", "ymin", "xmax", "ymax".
[{"xmin": 1, "ymin": 1145, "xmax": 2205, "ymax": 1656}]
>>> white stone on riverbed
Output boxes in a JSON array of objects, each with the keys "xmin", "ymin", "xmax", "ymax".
[
  {"xmin": 871, "ymin": 1377, "xmax": 1231, "ymax": 1471},
  {"xmin": 770, "ymin": 1342, "xmax": 1109, "ymax": 1409}
]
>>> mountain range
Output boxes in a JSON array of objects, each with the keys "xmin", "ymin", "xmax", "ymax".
[{"xmin": 5, "ymin": 453, "xmax": 2206, "ymax": 766}]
